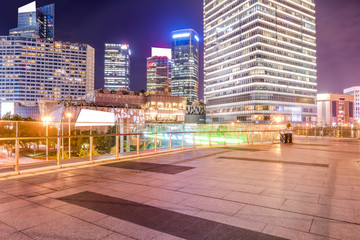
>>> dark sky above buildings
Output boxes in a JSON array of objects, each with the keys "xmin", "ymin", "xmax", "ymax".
[{"xmin": 0, "ymin": 0, "xmax": 359, "ymax": 100}]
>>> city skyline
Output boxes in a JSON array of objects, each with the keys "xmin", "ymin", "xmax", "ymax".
[{"xmin": 0, "ymin": 0, "xmax": 359, "ymax": 100}]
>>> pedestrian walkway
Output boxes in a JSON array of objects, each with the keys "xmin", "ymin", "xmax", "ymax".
[{"xmin": 0, "ymin": 138, "xmax": 359, "ymax": 239}]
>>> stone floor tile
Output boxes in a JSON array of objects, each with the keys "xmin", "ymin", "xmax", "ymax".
[
  {"xmin": 0, "ymin": 199, "xmax": 32, "ymax": 214},
  {"xmin": 236, "ymin": 205, "xmax": 313, "ymax": 232},
  {"xmin": 152, "ymin": 233, "xmax": 185, "ymax": 240},
  {"xmin": 178, "ymin": 184, "xmax": 231, "ymax": 198},
  {"xmin": 27, "ymin": 195, "xmax": 68, "ymax": 209},
  {"xmin": 261, "ymin": 188, "xmax": 320, "ymax": 204},
  {"xmin": 23, "ymin": 215, "xmax": 112, "ymax": 240},
  {"xmin": 263, "ymin": 224, "xmax": 330, "ymax": 240},
  {"xmin": 281, "ymin": 199, "xmax": 356, "ymax": 223},
  {"xmin": 145, "ymin": 199, "xmax": 200, "ymax": 216},
  {"xmin": 195, "ymin": 210, "xmax": 266, "ymax": 232},
  {"xmin": 224, "ymin": 191, "xmax": 286, "ymax": 209},
  {"xmin": 0, "ymin": 232, "xmax": 33, "ymax": 240},
  {"xmin": 0, "ymin": 222, "xmax": 17, "ymax": 237},
  {"xmin": 179, "ymin": 195, "xmax": 245, "ymax": 216},
  {"xmin": 94, "ymin": 216, "xmax": 162, "ymax": 240},
  {"xmin": 101, "ymin": 233, "xmax": 135, "ymax": 240},
  {"xmin": 137, "ymin": 188, "xmax": 190, "ymax": 204},
  {"xmin": 310, "ymin": 217, "xmax": 360, "ymax": 240}
]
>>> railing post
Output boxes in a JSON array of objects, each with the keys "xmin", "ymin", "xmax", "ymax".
[
  {"xmin": 237, "ymin": 132, "xmax": 240, "ymax": 145},
  {"xmin": 89, "ymin": 136, "xmax": 93, "ymax": 162},
  {"xmin": 251, "ymin": 131, "xmax": 254, "ymax": 145},
  {"xmin": 169, "ymin": 133, "xmax": 172, "ymax": 151},
  {"xmin": 224, "ymin": 132, "xmax": 227, "ymax": 146},
  {"xmin": 137, "ymin": 135, "xmax": 140, "ymax": 155},
  {"xmin": 154, "ymin": 133, "xmax": 157, "ymax": 152},
  {"xmin": 261, "ymin": 131, "xmax": 263, "ymax": 143},
  {"xmin": 15, "ymin": 139, "xmax": 19, "ymax": 172},
  {"xmin": 182, "ymin": 133, "xmax": 184, "ymax": 149},
  {"xmin": 247, "ymin": 132, "xmax": 250, "ymax": 145},
  {"xmin": 57, "ymin": 138, "xmax": 61, "ymax": 166},
  {"xmin": 193, "ymin": 133, "xmax": 196, "ymax": 149},
  {"xmin": 116, "ymin": 135, "xmax": 119, "ymax": 158},
  {"xmin": 209, "ymin": 132, "xmax": 212, "ymax": 146}
]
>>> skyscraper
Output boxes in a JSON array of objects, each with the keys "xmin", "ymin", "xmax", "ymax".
[
  {"xmin": 204, "ymin": 0, "xmax": 317, "ymax": 123},
  {"xmin": 104, "ymin": 44, "xmax": 131, "ymax": 91},
  {"xmin": 147, "ymin": 47, "xmax": 172, "ymax": 93},
  {"xmin": 171, "ymin": 29, "xmax": 199, "ymax": 102},
  {"xmin": 9, "ymin": 1, "xmax": 55, "ymax": 41},
  {"xmin": 0, "ymin": 36, "xmax": 95, "ymax": 105}
]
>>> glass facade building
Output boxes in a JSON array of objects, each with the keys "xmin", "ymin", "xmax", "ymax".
[
  {"xmin": 147, "ymin": 47, "xmax": 172, "ymax": 93},
  {"xmin": 104, "ymin": 44, "xmax": 131, "ymax": 91},
  {"xmin": 0, "ymin": 36, "xmax": 95, "ymax": 105},
  {"xmin": 204, "ymin": 0, "xmax": 317, "ymax": 123},
  {"xmin": 10, "ymin": 1, "xmax": 55, "ymax": 41},
  {"xmin": 344, "ymin": 86, "xmax": 360, "ymax": 121},
  {"xmin": 171, "ymin": 29, "xmax": 200, "ymax": 102}
]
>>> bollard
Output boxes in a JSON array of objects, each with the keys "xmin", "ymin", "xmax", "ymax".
[
  {"xmin": 137, "ymin": 135, "xmax": 140, "ymax": 155},
  {"xmin": 116, "ymin": 135, "xmax": 119, "ymax": 158},
  {"xmin": 15, "ymin": 139, "xmax": 19, "ymax": 172},
  {"xmin": 90, "ymin": 136, "xmax": 93, "ymax": 162},
  {"xmin": 57, "ymin": 138, "xmax": 61, "ymax": 166},
  {"xmin": 169, "ymin": 133, "xmax": 172, "ymax": 151}
]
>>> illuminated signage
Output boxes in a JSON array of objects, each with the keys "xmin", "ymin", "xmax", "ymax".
[
  {"xmin": 75, "ymin": 109, "xmax": 115, "ymax": 127},
  {"xmin": 172, "ymin": 33, "xmax": 190, "ymax": 39},
  {"xmin": 194, "ymin": 35, "xmax": 200, "ymax": 42},
  {"xmin": 151, "ymin": 47, "xmax": 172, "ymax": 59}
]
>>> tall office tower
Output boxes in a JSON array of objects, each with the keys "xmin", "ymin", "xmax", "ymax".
[
  {"xmin": 204, "ymin": 0, "xmax": 317, "ymax": 123},
  {"xmin": 147, "ymin": 47, "xmax": 172, "ymax": 93},
  {"xmin": 9, "ymin": 1, "xmax": 55, "ymax": 41},
  {"xmin": 104, "ymin": 44, "xmax": 131, "ymax": 91},
  {"xmin": 171, "ymin": 29, "xmax": 199, "ymax": 102},
  {"xmin": 0, "ymin": 36, "xmax": 95, "ymax": 105}
]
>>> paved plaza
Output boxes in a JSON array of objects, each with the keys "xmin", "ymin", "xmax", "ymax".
[{"xmin": 0, "ymin": 138, "xmax": 359, "ymax": 239}]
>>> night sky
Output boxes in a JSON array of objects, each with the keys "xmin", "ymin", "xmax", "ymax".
[{"xmin": 0, "ymin": 0, "xmax": 359, "ymax": 100}]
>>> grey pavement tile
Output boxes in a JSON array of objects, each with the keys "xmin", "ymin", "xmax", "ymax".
[
  {"xmin": 27, "ymin": 195, "xmax": 68, "ymax": 209},
  {"xmin": 152, "ymin": 233, "xmax": 185, "ymax": 240},
  {"xmin": 0, "ymin": 232, "xmax": 33, "ymax": 240},
  {"xmin": 101, "ymin": 233, "xmax": 135, "ymax": 240},
  {"xmin": 23, "ymin": 215, "xmax": 112, "ymax": 240},
  {"xmin": 281, "ymin": 199, "xmax": 356, "ymax": 223},
  {"xmin": 224, "ymin": 191, "xmax": 286, "ymax": 209},
  {"xmin": 263, "ymin": 225, "xmax": 330, "ymax": 240},
  {"xmin": 0, "ymin": 222, "xmax": 17, "ymax": 237},
  {"xmin": 178, "ymin": 184, "xmax": 231, "ymax": 198},
  {"xmin": 179, "ymin": 194, "xmax": 245, "ymax": 216},
  {"xmin": 137, "ymin": 187, "xmax": 191, "ymax": 204},
  {"xmin": 145, "ymin": 199, "xmax": 200, "ymax": 216},
  {"xmin": 261, "ymin": 188, "xmax": 320, "ymax": 204},
  {"xmin": 0, "ymin": 199, "xmax": 33, "ymax": 214},
  {"xmin": 236, "ymin": 205, "xmax": 313, "ymax": 232},
  {"xmin": 0, "ymin": 203, "xmax": 66, "ymax": 230},
  {"xmin": 310, "ymin": 217, "xmax": 360, "ymax": 240},
  {"xmin": 54, "ymin": 203, "xmax": 88, "ymax": 215},
  {"xmin": 45, "ymin": 187, "xmax": 83, "ymax": 199},
  {"xmin": 95, "ymin": 216, "xmax": 162, "ymax": 240},
  {"xmin": 195, "ymin": 210, "xmax": 266, "ymax": 232}
]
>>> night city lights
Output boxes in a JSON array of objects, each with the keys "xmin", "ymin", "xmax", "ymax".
[{"xmin": 0, "ymin": 0, "xmax": 360, "ymax": 239}]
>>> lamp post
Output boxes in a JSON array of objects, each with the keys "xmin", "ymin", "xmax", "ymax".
[
  {"xmin": 66, "ymin": 112, "xmax": 72, "ymax": 159},
  {"xmin": 41, "ymin": 116, "xmax": 52, "ymax": 161}
]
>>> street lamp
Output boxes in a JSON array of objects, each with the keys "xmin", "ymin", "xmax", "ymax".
[
  {"xmin": 270, "ymin": 116, "xmax": 283, "ymax": 142},
  {"xmin": 41, "ymin": 116, "xmax": 52, "ymax": 161},
  {"xmin": 66, "ymin": 112, "xmax": 72, "ymax": 159}
]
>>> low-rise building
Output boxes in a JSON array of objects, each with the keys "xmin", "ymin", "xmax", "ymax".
[
  {"xmin": 317, "ymin": 93, "xmax": 354, "ymax": 126},
  {"xmin": 344, "ymin": 86, "xmax": 360, "ymax": 121}
]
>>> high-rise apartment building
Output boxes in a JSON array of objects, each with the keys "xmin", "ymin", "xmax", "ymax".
[
  {"xmin": 171, "ymin": 29, "xmax": 199, "ymax": 102},
  {"xmin": 9, "ymin": 1, "xmax": 55, "ymax": 41},
  {"xmin": 344, "ymin": 86, "xmax": 360, "ymax": 120},
  {"xmin": 147, "ymin": 47, "xmax": 172, "ymax": 93},
  {"xmin": 104, "ymin": 44, "xmax": 131, "ymax": 91},
  {"xmin": 0, "ymin": 36, "xmax": 95, "ymax": 105},
  {"xmin": 204, "ymin": 0, "xmax": 317, "ymax": 123}
]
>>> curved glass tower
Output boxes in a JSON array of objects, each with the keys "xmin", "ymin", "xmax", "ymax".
[{"xmin": 171, "ymin": 29, "xmax": 199, "ymax": 102}]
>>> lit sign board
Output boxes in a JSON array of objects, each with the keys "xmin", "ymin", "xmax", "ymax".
[
  {"xmin": 1, "ymin": 102, "xmax": 14, "ymax": 117},
  {"xmin": 194, "ymin": 35, "xmax": 200, "ymax": 42},
  {"xmin": 172, "ymin": 33, "xmax": 190, "ymax": 39},
  {"xmin": 151, "ymin": 47, "xmax": 172, "ymax": 59},
  {"xmin": 75, "ymin": 109, "xmax": 115, "ymax": 127},
  {"xmin": 18, "ymin": 1, "xmax": 36, "ymax": 13}
]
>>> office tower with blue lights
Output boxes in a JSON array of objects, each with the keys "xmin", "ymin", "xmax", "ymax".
[
  {"xmin": 9, "ymin": 1, "xmax": 55, "ymax": 41},
  {"xmin": 147, "ymin": 47, "xmax": 172, "ymax": 93},
  {"xmin": 104, "ymin": 44, "xmax": 131, "ymax": 91},
  {"xmin": 204, "ymin": 0, "xmax": 317, "ymax": 123},
  {"xmin": 171, "ymin": 29, "xmax": 199, "ymax": 102}
]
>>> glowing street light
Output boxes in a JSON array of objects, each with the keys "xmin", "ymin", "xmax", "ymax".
[
  {"xmin": 41, "ymin": 116, "xmax": 52, "ymax": 161},
  {"xmin": 66, "ymin": 112, "xmax": 72, "ymax": 159}
]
